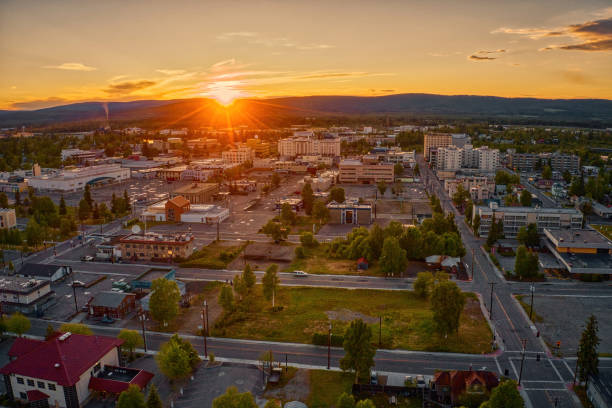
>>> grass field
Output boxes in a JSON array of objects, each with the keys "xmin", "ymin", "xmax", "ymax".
[
  {"xmin": 179, "ymin": 240, "xmax": 246, "ymax": 268},
  {"xmin": 592, "ymin": 224, "xmax": 612, "ymax": 241},
  {"xmin": 307, "ymin": 370, "xmax": 353, "ymax": 407},
  {"xmin": 285, "ymin": 244, "xmax": 382, "ymax": 276},
  {"xmin": 212, "ymin": 286, "xmax": 492, "ymax": 354}
]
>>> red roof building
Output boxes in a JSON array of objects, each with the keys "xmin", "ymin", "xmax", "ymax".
[{"xmin": 431, "ymin": 370, "xmax": 499, "ymax": 406}]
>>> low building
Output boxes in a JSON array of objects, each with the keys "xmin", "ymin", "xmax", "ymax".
[
  {"xmin": 544, "ymin": 228, "xmax": 612, "ymax": 275},
  {"xmin": 338, "ymin": 160, "xmax": 394, "ymax": 184},
  {"xmin": 276, "ymin": 198, "xmax": 303, "ymax": 212},
  {"xmin": 119, "ymin": 232, "xmax": 194, "ymax": 261},
  {"xmin": 430, "ymin": 370, "xmax": 499, "ymax": 406},
  {"xmin": 592, "ymin": 201, "xmax": 612, "ymax": 219},
  {"xmin": 87, "ymin": 291, "xmax": 137, "ymax": 319},
  {"xmin": 17, "ymin": 264, "xmax": 71, "ymax": 283},
  {"xmin": 27, "ymin": 164, "xmax": 130, "ymax": 192},
  {"xmin": 180, "ymin": 204, "xmax": 229, "ymax": 224},
  {"xmin": 156, "ymin": 165, "xmax": 187, "ymax": 181},
  {"xmin": 165, "ymin": 196, "xmax": 190, "ymax": 222},
  {"xmin": 171, "ymin": 183, "xmax": 218, "ymax": 204},
  {"xmin": 327, "ymin": 199, "xmax": 372, "ymax": 225},
  {"xmin": 444, "ymin": 177, "xmax": 495, "ymax": 202},
  {"xmin": 0, "ymin": 333, "xmax": 153, "ymax": 408},
  {"xmin": 0, "ymin": 208, "xmax": 17, "ymax": 229},
  {"xmin": 274, "ymin": 161, "xmax": 308, "ymax": 174},
  {"xmin": 0, "ymin": 276, "xmax": 55, "ymax": 315}
]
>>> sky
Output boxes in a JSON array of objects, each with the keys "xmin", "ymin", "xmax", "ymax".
[{"xmin": 1, "ymin": 0, "xmax": 612, "ymax": 110}]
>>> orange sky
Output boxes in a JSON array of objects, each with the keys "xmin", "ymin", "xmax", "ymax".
[{"xmin": 1, "ymin": 0, "xmax": 611, "ymax": 110}]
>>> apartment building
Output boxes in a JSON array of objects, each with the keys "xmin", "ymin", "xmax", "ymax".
[
  {"xmin": 278, "ymin": 137, "xmax": 341, "ymax": 158},
  {"xmin": 549, "ymin": 153, "xmax": 580, "ymax": 174},
  {"xmin": 509, "ymin": 152, "xmax": 580, "ymax": 173},
  {"xmin": 0, "ymin": 208, "xmax": 16, "ymax": 229},
  {"xmin": 221, "ymin": 145, "xmax": 255, "ymax": 165},
  {"xmin": 119, "ymin": 232, "xmax": 194, "ymax": 261},
  {"xmin": 478, "ymin": 146, "xmax": 500, "ymax": 171},
  {"xmin": 424, "ymin": 133, "xmax": 452, "ymax": 161},
  {"xmin": 245, "ymin": 138, "xmax": 271, "ymax": 157},
  {"xmin": 472, "ymin": 202, "xmax": 583, "ymax": 238},
  {"xmin": 339, "ymin": 160, "xmax": 394, "ymax": 184},
  {"xmin": 445, "ymin": 176, "xmax": 495, "ymax": 201},
  {"xmin": 437, "ymin": 145, "xmax": 499, "ymax": 171},
  {"xmin": 437, "ymin": 146, "xmax": 463, "ymax": 170}
]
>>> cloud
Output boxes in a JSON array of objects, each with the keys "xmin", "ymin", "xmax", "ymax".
[
  {"xmin": 10, "ymin": 97, "xmax": 68, "ymax": 110},
  {"xmin": 467, "ymin": 49, "xmax": 505, "ymax": 61},
  {"xmin": 468, "ymin": 55, "xmax": 496, "ymax": 61},
  {"xmin": 476, "ymin": 49, "xmax": 506, "ymax": 54},
  {"xmin": 104, "ymin": 80, "xmax": 157, "ymax": 94},
  {"xmin": 561, "ymin": 69, "xmax": 594, "ymax": 85},
  {"xmin": 156, "ymin": 69, "xmax": 186, "ymax": 75},
  {"xmin": 493, "ymin": 17, "xmax": 612, "ymax": 51},
  {"xmin": 43, "ymin": 62, "xmax": 97, "ymax": 71},
  {"xmin": 216, "ymin": 31, "xmax": 334, "ymax": 50}
]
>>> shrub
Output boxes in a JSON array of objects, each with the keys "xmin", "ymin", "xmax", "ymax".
[
  {"xmin": 208, "ymin": 352, "xmax": 215, "ymax": 363},
  {"xmin": 295, "ymin": 246, "xmax": 306, "ymax": 259}
]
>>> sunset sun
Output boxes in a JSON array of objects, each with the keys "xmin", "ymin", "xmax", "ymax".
[{"xmin": 204, "ymin": 80, "xmax": 245, "ymax": 106}]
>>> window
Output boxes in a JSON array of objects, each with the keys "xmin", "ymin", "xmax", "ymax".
[
  {"xmin": 19, "ymin": 392, "xmax": 26, "ymax": 400},
  {"xmin": 48, "ymin": 384, "xmax": 56, "ymax": 391},
  {"xmin": 37, "ymin": 381, "xmax": 45, "ymax": 389},
  {"xmin": 16, "ymin": 377, "xmax": 24, "ymax": 384},
  {"xmin": 27, "ymin": 379, "xmax": 34, "ymax": 386}
]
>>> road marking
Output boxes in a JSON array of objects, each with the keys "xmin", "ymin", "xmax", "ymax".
[
  {"xmin": 509, "ymin": 357, "xmax": 519, "ymax": 379},
  {"xmin": 549, "ymin": 358, "xmax": 566, "ymax": 383},
  {"xmin": 562, "ymin": 359, "xmax": 575, "ymax": 379},
  {"xmin": 495, "ymin": 357, "xmax": 502, "ymax": 374}
]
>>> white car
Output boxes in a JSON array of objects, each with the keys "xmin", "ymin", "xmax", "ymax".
[
  {"xmin": 294, "ymin": 270, "xmax": 308, "ymax": 277},
  {"xmin": 81, "ymin": 255, "xmax": 94, "ymax": 262},
  {"xmin": 416, "ymin": 375, "xmax": 426, "ymax": 388}
]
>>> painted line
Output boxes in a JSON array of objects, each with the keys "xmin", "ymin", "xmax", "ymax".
[
  {"xmin": 495, "ymin": 357, "xmax": 502, "ymax": 374},
  {"xmin": 549, "ymin": 358, "xmax": 565, "ymax": 383},
  {"xmin": 509, "ymin": 358, "xmax": 519, "ymax": 380}
]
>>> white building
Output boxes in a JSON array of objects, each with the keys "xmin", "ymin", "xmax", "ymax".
[
  {"xmin": 278, "ymin": 137, "xmax": 341, "ymax": 158},
  {"xmin": 437, "ymin": 144, "xmax": 499, "ymax": 171},
  {"xmin": 478, "ymin": 146, "xmax": 500, "ymax": 171},
  {"xmin": 27, "ymin": 164, "xmax": 130, "ymax": 192},
  {"xmin": 221, "ymin": 145, "xmax": 255, "ymax": 165},
  {"xmin": 437, "ymin": 146, "xmax": 463, "ymax": 170}
]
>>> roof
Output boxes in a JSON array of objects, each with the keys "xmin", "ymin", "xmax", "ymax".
[
  {"xmin": 8, "ymin": 338, "xmax": 44, "ymax": 359},
  {"xmin": 544, "ymin": 228, "xmax": 612, "ymax": 250},
  {"xmin": 433, "ymin": 370, "xmax": 499, "ymax": 399},
  {"xmin": 88, "ymin": 367, "xmax": 154, "ymax": 394},
  {"xmin": 172, "ymin": 183, "xmax": 218, "ymax": 194},
  {"xmin": 0, "ymin": 333, "xmax": 123, "ymax": 386},
  {"xmin": 166, "ymin": 195, "xmax": 190, "ymax": 208},
  {"xmin": 18, "ymin": 263, "xmax": 63, "ymax": 278},
  {"xmin": 0, "ymin": 276, "xmax": 48, "ymax": 294},
  {"xmin": 26, "ymin": 390, "xmax": 49, "ymax": 402},
  {"xmin": 90, "ymin": 291, "xmax": 134, "ymax": 309}
]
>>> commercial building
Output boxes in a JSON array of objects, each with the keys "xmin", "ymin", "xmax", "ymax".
[
  {"xmin": 362, "ymin": 149, "xmax": 416, "ymax": 167},
  {"xmin": 17, "ymin": 264, "xmax": 71, "ymax": 283},
  {"xmin": 0, "ymin": 208, "xmax": 17, "ymax": 229},
  {"xmin": 338, "ymin": 160, "xmax": 394, "ymax": 184},
  {"xmin": 472, "ymin": 202, "xmax": 583, "ymax": 238},
  {"xmin": 278, "ymin": 136, "xmax": 341, "ymax": 158},
  {"xmin": 156, "ymin": 165, "xmax": 188, "ymax": 181},
  {"xmin": 119, "ymin": 232, "xmax": 194, "ymax": 261},
  {"xmin": 0, "ymin": 276, "xmax": 55, "ymax": 315},
  {"xmin": 587, "ymin": 370, "xmax": 612, "ymax": 408},
  {"xmin": 0, "ymin": 333, "xmax": 153, "ymax": 408},
  {"xmin": 60, "ymin": 149, "xmax": 104, "ymax": 162},
  {"xmin": 179, "ymin": 204, "xmax": 229, "ymax": 224},
  {"xmin": 221, "ymin": 145, "xmax": 255, "ymax": 165},
  {"xmin": 592, "ymin": 201, "xmax": 612, "ymax": 219},
  {"xmin": 165, "ymin": 196, "xmax": 190, "ymax": 222},
  {"xmin": 274, "ymin": 161, "xmax": 308, "ymax": 173},
  {"xmin": 424, "ymin": 133, "xmax": 452, "ymax": 161},
  {"xmin": 171, "ymin": 183, "xmax": 218, "ymax": 204},
  {"xmin": 245, "ymin": 138, "xmax": 271, "ymax": 157},
  {"xmin": 27, "ymin": 165, "xmax": 129, "ymax": 192},
  {"xmin": 87, "ymin": 291, "xmax": 137, "ymax": 319},
  {"xmin": 327, "ymin": 199, "xmax": 372, "ymax": 225},
  {"xmin": 140, "ymin": 198, "xmax": 228, "ymax": 224},
  {"xmin": 544, "ymin": 228, "xmax": 612, "ymax": 275}
]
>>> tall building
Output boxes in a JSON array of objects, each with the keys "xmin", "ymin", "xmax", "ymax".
[
  {"xmin": 437, "ymin": 144, "xmax": 499, "ymax": 171},
  {"xmin": 437, "ymin": 146, "xmax": 463, "ymax": 170},
  {"xmin": 277, "ymin": 137, "xmax": 341, "ymax": 158},
  {"xmin": 477, "ymin": 146, "xmax": 500, "ymax": 171},
  {"xmin": 424, "ymin": 133, "xmax": 452, "ymax": 161},
  {"xmin": 550, "ymin": 153, "xmax": 580, "ymax": 174}
]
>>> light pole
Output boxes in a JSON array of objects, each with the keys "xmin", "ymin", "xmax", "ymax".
[
  {"xmin": 489, "ymin": 282, "xmax": 495, "ymax": 320},
  {"xmin": 202, "ymin": 300, "xmax": 208, "ymax": 358},
  {"xmin": 139, "ymin": 310, "xmax": 147, "ymax": 352},
  {"xmin": 327, "ymin": 322, "xmax": 332, "ymax": 370},
  {"xmin": 69, "ymin": 268, "xmax": 78, "ymax": 314},
  {"xmin": 529, "ymin": 284, "xmax": 535, "ymax": 321}
]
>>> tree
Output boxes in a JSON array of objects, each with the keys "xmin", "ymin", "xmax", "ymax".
[
  {"xmin": 562, "ymin": 170, "xmax": 572, "ymax": 184},
  {"xmin": 98, "ymin": 202, "xmax": 110, "ymax": 221},
  {"xmin": 368, "ymin": 224, "xmax": 385, "ymax": 260},
  {"xmin": 394, "ymin": 163, "xmax": 404, "ymax": 178},
  {"xmin": 430, "ymin": 281, "xmax": 465, "ymax": 337},
  {"xmin": 514, "ymin": 246, "xmax": 539, "ymax": 279},
  {"xmin": 262, "ymin": 264, "xmax": 279, "ymax": 307},
  {"xmin": 330, "ymin": 187, "xmax": 345, "ymax": 203},
  {"xmin": 242, "ymin": 263, "xmax": 256, "ymax": 291},
  {"xmin": 117, "ymin": 384, "xmax": 145, "ymax": 408},
  {"xmin": 149, "ymin": 278, "xmax": 181, "ymax": 326},
  {"xmin": 14, "ymin": 189, "xmax": 20, "ymax": 206},
  {"xmin": 7, "ymin": 312, "xmax": 31, "ymax": 336},
  {"xmin": 280, "ymin": 203, "xmax": 296, "ymax": 225},
  {"xmin": 482, "ymin": 380, "xmax": 524, "ymax": 408},
  {"xmin": 542, "ymin": 165, "xmax": 552, "ymax": 180},
  {"xmin": 212, "ymin": 386, "xmax": 257, "ymax": 408},
  {"xmin": 25, "ymin": 218, "xmax": 43, "ymax": 247},
  {"xmin": 379, "ymin": 236, "xmax": 407, "ymax": 277},
  {"xmin": 219, "ymin": 285, "xmax": 235, "ymax": 313},
  {"xmin": 414, "ymin": 271, "xmax": 434, "ymax": 298},
  {"xmin": 577, "ymin": 315, "xmax": 599, "ymax": 385},
  {"xmin": 271, "ymin": 173, "xmax": 281, "ymax": 189},
  {"xmin": 569, "ymin": 175, "xmax": 585, "ymax": 197},
  {"xmin": 155, "ymin": 335, "xmax": 199, "ymax": 380},
  {"xmin": 302, "ymin": 182, "xmax": 314, "ymax": 215},
  {"xmin": 519, "ymin": 190, "xmax": 532, "ymax": 207},
  {"xmin": 45, "ymin": 324, "xmax": 56, "ymax": 340},
  {"xmin": 78, "ymin": 198, "xmax": 91, "ymax": 221},
  {"xmin": 414, "ymin": 163, "xmax": 420, "ymax": 176},
  {"xmin": 262, "ymin": 220, "xmax": 288, "ymax": 243},
  {"xmin": 83, "ymin": 184, "xmax": 93, "ymax": 208},
  {"xmin": 516, "ymin": 223, "xmax": 539, "ymax": 248},
  {"xmin": 59, "ymin": 195, "xmax": 67, "ymax": 215},
  {"xmin": 340, "ymin": 319, "xmax": 376, "ymax": 382},
  {"xmin": 124, "ymin": 190, "xmax": 132, "ymax": 212},
  {"xmin": 145, "ymin": 385, "xmax": 162, "ymax": 408},
  {"xmin": 300, "ymin": 231, "xmax": 318, "ymax": 247},
  {"xmin": 355, "ymin": 401, "xmax": 375, "ymax": 408},
  {"xmin": 336, "ymin": 393, "xmax": 355, "ymax": 408},
  {"xmin": 59, "ymin": 323, "xmax": 93, "ymax": 335},
  {"xmin": 473, "ymin": 214, "xmax": 480, "ymax": 236},
  {"xmin": 111, "ymin": 193, "xmax": 118, "ymax": 214},
  {"xmin": 377, "ymin": 180, "xmax": 387, "ymax": 197},
  {"xmin": 312, "ymin": 199, "xmax": 330, "ymax": 224},
  {"xmin": 452, "ymin": 184, "xmax": 470, "ymax": 208},
  {"xmin": 118, "ymin": 329, "xmax": 144, "ymax": 357},
  {"xmin": 486, "ymin": 218, "xmax": 503, "ymax": 247},
  {"xmin": 0, "ymin": 192, "xmax": 8, "ymax": 208}
]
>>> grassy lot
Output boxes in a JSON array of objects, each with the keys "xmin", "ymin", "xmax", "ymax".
[
  {"xmin": 307, "ymin": 370, "xmax": 353, "ymax": 407},
  {"xmin": 285, "ymin": 243, "xmax": 382, "ymax": 276},
  {"xmin": 515, "ymin": 295, "xmax": 544, "ymax": 323},
  {"xmin": 179, "ymin": 240, "xmax": 246, "ymax": 268},
  {"xmin": 592, "ymin": 224, "xmax": 612, "ymax": 241},
  {"xmin": 212, "ymin": 286, "xmax": 492, "ymax": 354}
]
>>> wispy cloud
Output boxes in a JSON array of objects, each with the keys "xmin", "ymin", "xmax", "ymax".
[
  {"xmin": 468, "ymin": 55, "xmax": 497, "ymax": 61},
  {"xmin": 104, "ymin": 80, "xmax": 157, "ymax": 95},
  {"xmin": 10, "ymin": 97, "xmax": 68, "ymax": 110},
  {"xmin": 43, "ymin": 62, "xmax": 97, "ymax": 71},
  {"xmin": 156, "ymin": 69, "xmax": 186, "ymax": 75},
  {"xmin": 216, "ymin": 31, "xmax": 334, "ymax": 50},
  {"xmin": 467, "ymin": 49, "xmax": 506, "ymax": 61}
]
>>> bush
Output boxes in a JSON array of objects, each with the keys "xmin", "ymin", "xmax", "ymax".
[
  {"xmin": 208, "ymin": 352, "xmax": 215, "ymax": 363},
  {"xmin": 295, "ymin": 246, "xmax": 306, "ymax": 259},
  {"xmin": 312, "ymin": 332, "xmax": 344, "ymax": 347}
]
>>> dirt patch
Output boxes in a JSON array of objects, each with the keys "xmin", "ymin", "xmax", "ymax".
[
  {"xmin": 326, "ymin": 308, "xmax": 378, "ymax": 324},
  {"xmin": 265, "ymin": 368, "xmax": 310, "ymax": 402},
  {"xmin": 463, "ymin": 297, "xmax": 482, "ymax": 321},
  {"xmin": 244, "ymin": 242, "xmax": 294, "ymax": 262}
]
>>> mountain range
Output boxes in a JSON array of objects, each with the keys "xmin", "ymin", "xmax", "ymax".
[{"xmin": 1, "ymin": 94, "xmax": 612, "ymax": 128}]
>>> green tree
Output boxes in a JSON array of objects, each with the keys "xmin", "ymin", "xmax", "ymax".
[
  {"xmin": 414, "ymin": 271, "xmax": 434, "ymax": 298},
  {"xmin": 271, "ymin": 173, "xmax": 281, "ymax": 189},
  {"xmin": 452, "ymin": 184, "xmax": 470, "ymax": 207},
  {"xmin": 377, "ymin": 180, "xmax": 387, "ymax": 197},
  {"xmin": 118, "ymin": 329, "xmax": 144, "ymax": 357},
  {"xmin": 83, "ymin": 184, "xmax": 93, "ymax": 208},
  {"xmin": 155, "ymin": 335, "xmax": 199, "ymax": 380},
  {"xmin": 516, "ymin": 223, "xmax": 539, "ymax": 248},
  {"xmin": 431, "ymin": 281, "xmax": 465, "ymax": 337},
  {"xmin": 262, "ymin": 220, "xmax": 288, "ymax": 243},
  {"xmin": 78, "ymin": 198, "xmax": 91, "ymax": 221},
  {"xmin": 280, "ymin": 203, "xmax": 296, "ymax": 225},
  {"xmin": 111, "ymin": 193, "xmax": 118, "ymax": 214},
  {"xmin": 59, "ymin": 323, "xmax": 93, "ymax": 335},
  {"xmin": 336, "ymin": 393, "xmax": 355, "ymax": 408},
  {"xmin": 562, "ymin": 170, "xmax": 572, "ymax": 184},
  {"xmin": 473, "ymin": 214, "xmax": 480, "ymax": 236},
  {"xmin": 379, "ymin": 236, "xmax": 407, "ymax": 277},
  {"xmin": 25, "ymin": 218, "xmax": 43, "ymax": 247},
  {"xmin": 59, "ymin": 195, "xmax": 67, "ymax": 215},
  {"xmin": 212, "ymin": 386, "xmax": 257, "ymax": 408},
  {"xmin": 145, "ymin": 385, "xmax": 162, "ymax": 408},
  {"xmin": 394, "ymin": 163, "xmax": 404, "ymax": 178},
  {"xmin": 340, "ymin": 319, "xmax": 376, "ymax": 382},
  {"xmin": 7, "ymin": 312, "xmax": 31, "ymax": 336},
  {"xmin": 0, "ymin": 193, "xmax": 8, "ymax": 208},
  {"xmin": 312, "ymin": 199, "xmax": 330, "ymax": 224},
  {"xmin": 302, "ymin": 182, "xmax": 314, "ymax": 215},
  {"xmin": 569, "ymin": 175, "xmax": 585, "ymax": 197},
  {"xmin": 262, "ymin": 264, "xmax": 280, "ymax": 307},
  {"xmin": 242, "ymin": 263, "xmax": 256, "ymax": 291},
  {"xmin": 519, "ymin": 190, "xmax": 532, "ymax": 207},
  {"xmin": 149, "ymin": 278, "xmax": 181, "ymax": 326},
  {"xmin": 300, "ymin": 231, "xmax": 318, "ymax": 247},
  {"xmin": 577, "ymin": 315, "xmax": 599, "ymax": 385},
  {"xmin": 123, "ymin": 190, "xmax": 132, "ymax": 212},
  {"xmin": 330, "ymin": 187, "xmax": 346, "ymax": 203},
  {"xmin": 219, "ymin": 285, "xmax": 235, "ymax": 313},
  {"xmin": 542, "ymin": 165, "xmax": 552, "ymax": 180},
  {"xmin": 117, "ymin": 384, "xmax": 145, "ymax": 408},
  {"xmin": 355, "ymin": 401, "xmax": 375, "ymax": 408},
  {"xmin": 514, "ymin": 246, "xmax": 539, "ymax": 279},
  {"xmin": 45, "ymin": 324, "xmax": 56, "ymax": 340},
  {"xmin": 481, "ymin": 380, "xmax": 524, "ymax": 408}
]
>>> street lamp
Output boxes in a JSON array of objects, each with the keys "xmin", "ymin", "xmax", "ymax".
[
  {"xmin": 327, "ymin": 322, "xmax": 332, "ymax": 370},
  {"xmin": 202, "ymin": 300, "xmax": 209, "ymax": 358},
  {"xmin": 529, "ymin": 284, "xmax": 535, "ymax": 321}
]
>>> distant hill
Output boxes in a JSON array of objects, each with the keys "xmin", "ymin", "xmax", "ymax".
[{"xmin": 2, "ymin": 94, "xmax": 612, "ymax": 128}]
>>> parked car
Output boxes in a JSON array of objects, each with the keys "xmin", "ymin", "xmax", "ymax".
[
  {"xmin": 81, "ymin": 255, "xmax": 94, "ymax": 262},
  {"xmin": 416, "ymin": 375, "xmax": 426, "ymax": 388},
  {"xmin": 370, "ymin": 371, "xmax": 378, "ymax": 385},
  {"xmin": 100, "ymin": 316, "xmax": 115, "ymax": 324},
  {"xmin": 294, "ymin": 270, "xmax": 308, "ymax": 277}
]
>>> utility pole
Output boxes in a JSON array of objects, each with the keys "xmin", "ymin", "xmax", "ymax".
[
  {"xmin": 139, "ymin": 310, "xmax": 147, "ymax": 352},
  {"xmin": 216, "ymin": 220, "xmax": 220, "ymax": 242},
  {"xmin": 327, "ymin": 322, "xmax": 332, "ymax": 370},
  {"xmin": 518, "ymin": 339, "xmax": 527, "ymax": 386},
  {"xmin": 202, "ymin": 300, "xmax": 208, "ymax": 358},
  {"xmin": 529, "ymin": 284, "xmax": 535, "ymax": 321},
  {"xmin": 379, "ymin": 316, "xmax": 382, "ymax": 347},
  {"xmin": 69, "ymin": 268, "xmax": 78, "ymax": 313},
  {"xmin": 489, "ymin": 282, "xmax": 496, "ymax": 320},
  {"xmin": 471, "ymin": 247, "xmax": 475, "ymax": 280}
]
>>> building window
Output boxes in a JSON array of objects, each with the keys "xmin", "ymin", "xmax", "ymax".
[
  {"xmin": 19, "ymin": 392, "xmax": 26, "ymax": 400},
  {"xmin": 27, "ymin": 379, "xmax": 34, "ymax": 386},
  {"xmin": 48, "ymin": 383, "xmax": 56, "ymax": 391},
  {"xmin": 37, "ymin": 381, "xmax": 45, "ymax": 389},
  {"xmin": 16, "ymin": 377, "xmax": 24, "ymax": 384}
]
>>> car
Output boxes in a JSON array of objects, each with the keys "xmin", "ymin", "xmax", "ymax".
[
  {"xmin": 81, "ymin": 255, "xmax": 94, "ymax": 262},
  {"xmin": 294, "ymin": 270, "xmax": 308, "ymax": 277},
  {"xmin": 416, "ymin": 375, "xmax": 426, "ymax": 388},
  {"xmin": 100, "ymin": 316, "xmax": 115, "ymax": 324},
  {"xmin": 71, "ymin": 280, "xmax": 85, "ymax": 288}
]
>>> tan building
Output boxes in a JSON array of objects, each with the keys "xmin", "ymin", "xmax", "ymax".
[
  {"xmin": 119, "ymin": 232, "xmax": 194, "ymax": 261},
  {"xmin": 245, "ymin": 138, "xmax": 271, "ymax": 157},
  {"xmin": 0, "ymin": 208, "xmax": 16, "ymax": 229},
  {"xmin": 278, "ymin": 137, "xmax": 341, "ymax": 158},
  {"xmin": 156, "ymin": 165, "xmax": 187, "ymax": 181},
  {"xmin": 338, "ymin": 160, "xmax": 394, "ymax": 184},
  {"xmin": 171, "ymin": 183, "xmax": 218, "ymax": 204},
  {"xmin": 327, "ymin": 200, "xmax": 372, "ymax": 225},
  {"xmin": 424, "ymin": 133, "xmax": 452, "ymax": 161},
  {"xmin": 221, "ymin": 145, "xmax": 255, "ymax": 165}
]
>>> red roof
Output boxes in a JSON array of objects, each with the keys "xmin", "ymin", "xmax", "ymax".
[
  {"xmin": 26, "ymin": 390, "xmax": 49, "ymax": 402},
  {"xmin": 88, "ymin": 369, "xmax": 154, "ymax": 394},
  {"xmin": 8, "ymin": 338, "xmax": 44, "ymax": 359},
  {"xmin": 433, "ymin": 370, "xmax": 499, "ymax": 401},
  {"xmin": 0, "ymin": 333, "xmax": 123, "ymax": 386}
]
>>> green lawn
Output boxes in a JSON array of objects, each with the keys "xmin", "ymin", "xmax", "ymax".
[
  {"xmin": 307, "ymin": 370, "xmax": 354, "ymax": 407},
  {"xmin": 212, "ymin": 286, "xmax": 492, "ymax": 354},
  {"xmin": 179, "ymin": 240, "xmax": 246, "ymax": 268},
  {"xmin": 285, "ymin": 244, "xmax": 382, "ymax": 276},
  {"xmin": 592, "ymin": 224, "xmax": 612, "ymax": 241}
]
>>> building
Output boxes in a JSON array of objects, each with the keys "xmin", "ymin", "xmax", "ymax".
[
  {"xmin": 119, "ymin": 232, "xmax": 194, "ymax": 261},
  {"xmin": 17, "ymin": 264, "xmax": 71, "ymax": 283},
  {"xmin": 437, "ymin": 146, "xmax": 463, "ymax": 170},
  {"xmin": 338, "ymin": 160, "xmax": 394, "ymax": 184},
  {"xmin": 0, "ymin": 276, "xmax": 55, "ymax": 315},
  {"xmin": 221, "ymin": 145, "xmax": 254, "ymax": 165},
  {"xmin": 275, "ymin": 198, "xmax": 303, "ymax": 212},
  {"xmin": 587, "ymin": 370, "xmax": 612, "ymax": 408},
  {"xmin": 156, "ymin": 165, "xmax": 188, "ymax": 181},
  {"xmin": 60, "ymin": 149, "xmax": 104, "ymax": 162},
  {"xmin": 477, "ymin": 146, "xmax": 500, "ymax": 171},
  {"xmin": 0, "ymin": 208, "xmax": 17, "ymax": 229},
  {"xmin": 550, "ymin": 152, "xmax": 580, "ymax": 174},
  {"xmin": 179, "ymin": 204, "xmax": 229, "ymax": 224},
  {"xmin": 327, "ymin": 199, "xmax": 372, "ymax": 225},
  {"xmin": 27, "ymin": 165, "xmax": 129, "ymax": 192},
  {"xmin": 445, "ymin": 176, "xmax": 495, "ymax": 201},
  {"xmin": 436, "ymin": 145, "xmax": 499, "ymax": 171},
  {"xmin": 508, "ymin": 152, "xmax": 580, "ymax": 174},
  {"xmin": 277, "ymin": 137, "xmax": 341, "ymax": 158},
  {"xmin": 245, "ymin": 138, "xmax": 271, "ymax": 157},
  {"xmin": 0, "ymin": 333, "xmax": 153, "ymax": 408},
  {"xmin": 274, "ymin": 161, "xmax": 308, "ymax": 173},
  {"xmin": 141, "ymin": 199, "xmax": 228, "ymax": 224},
  {"xmin": 430, "ymin": 370, "xmax": 499, "ymax": 406},
  {"xmin": 508, "ymin": 153, "xmax": 539, "ymax": 172},
  {"xmin": 472, "ymin": 202, "xmax": 583, "ymax": 238},
  {"xmin": 87, "ymin": 291, "xmax": 137, "ymax": 319},
  {"xmin": 592, "ymin": 201, "xmax": 612, "ymax": 219},
  {"xmin": 451, "ymin": 133, "xmax": 471, "ymax": 148},
  {"xmin": 165, "ymin": 196, "xmax": 190, "ymax": 222},
  {"xmin": 424, "ymin": 133, "xmax": 452, "ymax": 161},
  {"xmin": 544, "ymin": 228, "xmax": 612, "ymax": 275},
  {"xmin": 171, "ymin": 183, "xmax": 218, "ymax": 204}
]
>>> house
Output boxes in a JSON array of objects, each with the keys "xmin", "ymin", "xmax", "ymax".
[
  {"xmin": 87, "ymin": 291, "xmax": 137, "ymax": 319},
  {"xmin": 431, "ymin": 370, "xmax": 499, "ymax": 406},
  {"xmin": 17, "ymin": 264, "xmax": 71, "ymax": 283},
  {"xmin": 165, "ymin": 195, "xmax": 190, "ymax": 222},
  {"xmin": 0, "ymin": 333, "xmax": 154, "ymax": 408}
]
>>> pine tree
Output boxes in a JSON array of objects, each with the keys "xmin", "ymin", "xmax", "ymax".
[
  {"xmin": 123, "ymin": 190, "xmax": 131, "ymax": 213},
  {"xmin": 111, "ymin": 193, "xmax": 118, "ymax": 214},
  {"xmin": 14, "ymin": 190, "xmax": 20, "ymax": 206},
  {"xmin": 145, "ymin": 385, "xmax": 162, "ymax": 408},
  {"xmin": 577, "ymin": 315, "xmax": 599, "ymax": 385},
  {"xmin": 59, "ymin": 195, "xmax": 67, "ymax": 215},
  {"xmin": 83, "ymin": 184, "xmax": 93, "ymax": 207}
]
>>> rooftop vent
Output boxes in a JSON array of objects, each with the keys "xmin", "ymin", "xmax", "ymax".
[
  {"xmin": 58, "ymin": 332, "xmax": 71, "ymax": 341},
  {"xmin": 54, "ymin": 363, "xmax": 61, "ymax": 368}
]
